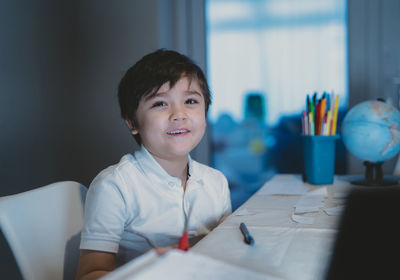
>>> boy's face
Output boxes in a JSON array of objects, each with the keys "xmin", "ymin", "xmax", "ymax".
[{"xmin": 131, "ymin": 77, "xmax": 207, "ymax": 161}]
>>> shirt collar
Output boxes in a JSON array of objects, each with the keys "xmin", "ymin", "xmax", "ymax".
[
  {"xmin": 134, "ymin": 145, "xmax": 203, "ymax": 188},
  {"xmin": 187, "ymin": 154, "xmax": 204, "ymax": 184}
]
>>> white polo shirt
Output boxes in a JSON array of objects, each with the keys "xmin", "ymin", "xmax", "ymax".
[{"xmin": 80, "ymin": 145, "xmax": 232, "ymax": 265}]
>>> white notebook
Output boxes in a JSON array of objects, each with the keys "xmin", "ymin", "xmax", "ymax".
[{"xmin": 102, "ymin": 249, "xmax": 282, "ymax": 280}]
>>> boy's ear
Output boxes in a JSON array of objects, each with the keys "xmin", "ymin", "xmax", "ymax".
[{"xmin": 125, "ymin": 119, "xmax": 139, "ymax": 135}]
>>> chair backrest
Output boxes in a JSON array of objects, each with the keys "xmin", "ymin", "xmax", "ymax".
[{"xmin": 0, "ymin": 181, "xmax": 87, "ymax": 280}]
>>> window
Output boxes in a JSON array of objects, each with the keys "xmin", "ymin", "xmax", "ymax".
[{"xmin": 206, "ymin": 0, "xmax": 348, "ymax": 209}]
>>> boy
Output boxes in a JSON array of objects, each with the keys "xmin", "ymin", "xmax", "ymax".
[{"xmin": 75, "ymin": 49, "xmax": 232, "ymax": 279}]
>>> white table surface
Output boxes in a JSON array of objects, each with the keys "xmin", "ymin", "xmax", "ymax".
[{"xmin": 191, "ymin": 174, "xmax": 355, "ymax": 280}]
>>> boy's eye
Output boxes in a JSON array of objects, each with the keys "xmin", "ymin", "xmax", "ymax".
[
  {"xmin": 185, "ymin": 99, "xmax": 198, "ymax": 105},
  {"xmin": 151, "ymin": 101, "xmax": 167, "ymax": 108}
]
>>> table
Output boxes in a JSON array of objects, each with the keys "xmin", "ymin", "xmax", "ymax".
[
  {"xmin": 103, "ymin": 174, "xmax": 355, "ymax": 280},
  {"xmin": 191, "ymin": 174, "xmax": 354, "ymax": 280}
]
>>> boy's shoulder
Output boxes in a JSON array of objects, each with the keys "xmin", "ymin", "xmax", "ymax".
[{"xmin": 92, "ymin": 153, "xmax": 139, "ymax": 183}]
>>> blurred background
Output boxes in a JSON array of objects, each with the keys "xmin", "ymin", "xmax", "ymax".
[{"xmin": 1, "ymin": 0, "xmax": 400, "ymax": 276}]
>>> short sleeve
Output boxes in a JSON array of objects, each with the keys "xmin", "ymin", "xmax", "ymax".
[{"xmin": 80, "ymin": 170, "xmax": 128, "ymax": 253}]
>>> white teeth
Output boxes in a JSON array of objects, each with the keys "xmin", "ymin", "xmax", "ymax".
[{"xmin": 168, "ymin": 129, "xmax": 188, "ymax": 135}]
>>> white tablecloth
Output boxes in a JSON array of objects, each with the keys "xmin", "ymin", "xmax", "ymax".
[{"xmin": 192, "ymin": 174, "xmax": 354, "ymax": 280}]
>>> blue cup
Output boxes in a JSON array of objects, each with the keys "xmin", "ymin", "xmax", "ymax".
[{"xmin": 302, "ymin": 135, "xmax": 339, "ymax": 185}]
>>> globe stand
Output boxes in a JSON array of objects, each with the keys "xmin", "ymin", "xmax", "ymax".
[{"xmin": 351, "ymin": 161, "xmax": 398, "ymax": 186}]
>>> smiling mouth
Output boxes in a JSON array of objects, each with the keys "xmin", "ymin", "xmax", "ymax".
[{"xmin": 167, "ymin": 129, "xmax": 190, "ymax": 135}]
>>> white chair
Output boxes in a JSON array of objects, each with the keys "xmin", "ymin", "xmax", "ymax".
[{"xmin": 0, "ymin": 181, "xmax": 87, "ymax": 280}]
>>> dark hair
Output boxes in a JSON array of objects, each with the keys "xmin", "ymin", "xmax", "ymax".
[{"xmin": 118, "ymin": 49, "xmax": 211, "ymax": 144}]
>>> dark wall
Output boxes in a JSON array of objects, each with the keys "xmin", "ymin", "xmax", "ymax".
[
  {"xmin": 0, "ymin": 0, "xmax": 163, "ymax": 196},
  {"xmin": 0, "ymin": 0, "xmax": 165, "ymax": 277}
]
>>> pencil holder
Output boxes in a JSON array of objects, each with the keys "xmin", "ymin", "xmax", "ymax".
[{"xmin": 302, "ymin": 135, "xmax": 339, "ymax": 185}]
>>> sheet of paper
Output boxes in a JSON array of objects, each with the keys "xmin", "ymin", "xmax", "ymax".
[
  {"xmin": 257, "ymin": 175, "xmax": 308, "ymax": 195},
  {"xmin": 234, "ymin": 207, "xmax": 258, "ymax": 216},
  {"xmin": 291, "ymin": 214, "xmax": 314, "ymax": 224},
  {"xmin": 307, "ymin": 187, "xmax": 328, "ymax": 197},
  {"xmin": 294, "ymin": 206, "xmax": 320, "ymax": 214},
  {"xmin": 107, "ymin": 250, "xmax": 282, "ymax": 280},
  {"xmin": 294, "ymin": 195, "xmax": 324, "ymax": 214},
  {"xmin": 323, "ymin": 205, "xmax": 344, "ymax": 216}
]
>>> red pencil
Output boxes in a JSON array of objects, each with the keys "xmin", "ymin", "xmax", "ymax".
[
  {"xmin": 178, "ymin": 205, "xmax": 193, "ymax": 251},
  {"xmin": 316, "ymin": 100, "xmax": 321, "ymax": 135}
]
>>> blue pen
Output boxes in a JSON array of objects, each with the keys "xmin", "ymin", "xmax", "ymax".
[
  {"xmin": 239, "ymin": 222, "xmax": 254, "ymax": 245},
  {"xmin": 326, "ymin": 93, "xmax": 330, "ymax": 111}
]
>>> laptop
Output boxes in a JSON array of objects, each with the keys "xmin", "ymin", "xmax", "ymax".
[{"xmin": 325, "ymin": 186, "xmax": 400, "ymax": 279}]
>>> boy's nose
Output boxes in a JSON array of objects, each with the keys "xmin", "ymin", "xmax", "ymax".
[{"xmin": 170, "ymin": 105, "xmax": 187, "ymax": 121}]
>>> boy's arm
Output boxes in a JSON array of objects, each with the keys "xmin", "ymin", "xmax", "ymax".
[{"xmin": 75, "ymin": 249, "xmax": 116, "ymax": 280}]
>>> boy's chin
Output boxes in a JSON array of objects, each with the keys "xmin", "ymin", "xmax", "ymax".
[
  {"xmin": 167, "ymin": 143, "xmax": 198, "ymax": 156},
  {"xmin": 168, "ymin": 146, "xmax": 194, "ymax": 157}
]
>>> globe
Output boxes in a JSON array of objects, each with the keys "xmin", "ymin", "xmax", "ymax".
[
  {"xmin": 341, "ymin": 100, "xmax": 400, "ymax": 185},
  {"xmin": 342, "ymin": 100, "xmax": 400, "ymax": 162}
]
